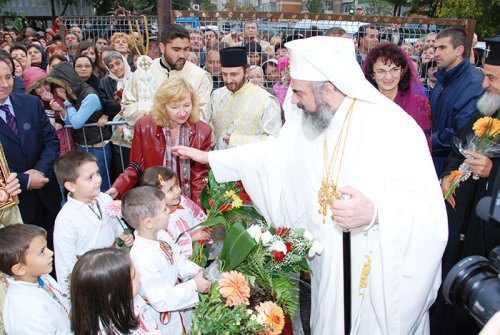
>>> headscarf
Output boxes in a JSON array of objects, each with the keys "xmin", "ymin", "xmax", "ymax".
[
  {"xmin": 103, "ymin": 51, "xmax": 132, "ymax": 91},
  {"xmin": 28, "ymin": 44, "xmax": 48, "ymax": 71}
]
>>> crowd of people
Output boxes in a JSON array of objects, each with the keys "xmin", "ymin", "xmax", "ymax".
[{"xmin": 0, "ymin": 11, "xmax": 499, "ymax": 335}]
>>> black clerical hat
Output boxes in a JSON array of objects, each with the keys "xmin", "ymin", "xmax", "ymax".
[
  {"xmin": 220, "ymin": 47, "xmax": 247, "ymax": 67},
  {"xmin": 485, "ymin": 35, "xmax": 500, "ymax": 66}
]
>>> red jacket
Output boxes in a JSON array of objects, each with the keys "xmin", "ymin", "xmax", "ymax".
[{"xmin": 112, "ymin": 115, "xmax": 212, "ymax": 204}]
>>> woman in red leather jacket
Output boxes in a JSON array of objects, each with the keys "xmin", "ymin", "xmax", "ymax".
[{"xmin": 107, "ymin": 77, "xmax": 212, "ymax": 204}]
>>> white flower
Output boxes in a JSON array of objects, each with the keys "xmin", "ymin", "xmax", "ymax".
[
  {"xmin": 303, "ymin": 229, "xmax": 314, "ymax": 241},
  {"xmin": 308, "ymin": 247, "xmax": 316, "ymax": 258},
  {"xmin": 256, "ymin": 312, "xmax": 267, "ymax": 324},
  {"xmin": 260, "ymin": 231, "xmax": 273, "ymax": 244},
  {"xmin": 312, "ymin": 240, "xmax": 324, "ymax": 255},
  {"xmin": 246, "ymin": 309, "xmax": 253, "ymax": 315},
  {"xmin": 270, "ymin": 240, "xmax": 287, "ymax": 254},
  {"xmin": 250, "ymin": 314, "xmax": 257, "ymax": 321},
  {"xmin": 247, "ymin": 225, "xmax": 262, "ymax": 242}
]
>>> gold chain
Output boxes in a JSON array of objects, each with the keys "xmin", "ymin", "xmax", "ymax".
[{"xmin": 318, "ymin": 99, "xmax": 356, "ymax": 223}]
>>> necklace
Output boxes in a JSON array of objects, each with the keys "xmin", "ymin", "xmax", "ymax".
[
  {"xmin": 87, "ymin": 199, "xmax": 103, "ymax": 220},
  {"xmin": 37, "ymin": 276, "xmax": 70, "ymax": 317},
  {"xmin": 318, "ymin": 99, "xmax": 356, "ymax": 224}
]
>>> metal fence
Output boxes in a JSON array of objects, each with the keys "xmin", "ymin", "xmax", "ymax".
[{"xmin": 60, "ymin": 11, "xmax": 476, "ymax": 52}]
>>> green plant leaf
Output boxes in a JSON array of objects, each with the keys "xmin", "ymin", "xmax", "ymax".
[
  {"xmin": 220, "ymin": 222, "xmax": 256, "ymax": 271},
  {"xmin": 200, "ymin": 185, "xmax": 210, "ymax": 210},
  {"xmin": 200, "ymin": 216, "xmax": 227, "ymax": 228}
]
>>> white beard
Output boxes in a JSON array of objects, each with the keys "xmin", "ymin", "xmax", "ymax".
[
  {"xmin": 477, "ymin": 91, "xmax": 500, "ymax": 116},
  {"xmin": 300, "ymin": 101, "xmax": 336, "ymax": 139}
]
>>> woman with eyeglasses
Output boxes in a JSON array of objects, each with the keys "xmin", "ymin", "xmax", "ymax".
[
  {"xmin": 363, "ymin": 42, "xmax": 431, "ymax": 150},
  {"xmin": 73, "ymin": 55, "xmax": 100, "ymax": 92}
]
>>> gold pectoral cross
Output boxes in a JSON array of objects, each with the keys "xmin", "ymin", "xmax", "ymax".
[{"xmin": 318, "ymin": 179, "xmax": 341, "ymax": 224}]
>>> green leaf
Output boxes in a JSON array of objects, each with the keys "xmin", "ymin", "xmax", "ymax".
[
  {"xmin": 220, "ymin": 222, "xmax": 256, "ymax": 271},
  {"xmin": 200, "ymin": 216, "xmax": 227, "ymax": 228},
  {"xmin": 200, "ymin": 186, "xmax": 210, "ymax": 210}
]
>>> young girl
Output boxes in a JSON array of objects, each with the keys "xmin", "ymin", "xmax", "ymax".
[
  {"xmin": 139, "ymin": 166, "xmax": 211, "ymax": 259},
  {"xmin": 273, "ymin": 56, "xmax": 290, "ymax": 108},
  {"xmin": 70, "ymin": 248, "xmax": 160, "ymax": 335}
]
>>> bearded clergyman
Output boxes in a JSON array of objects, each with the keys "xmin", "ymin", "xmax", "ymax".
[
  {"xmin": 206, "ymin": 47, "xmax": 282, "ymax": 149},
  {"xmin": 174, "ymin": 36, "xmax": 447, "ymax": 334},
  {"xmin": 431, "ymin": 35, "xmax": 500, "ymax": 335}
]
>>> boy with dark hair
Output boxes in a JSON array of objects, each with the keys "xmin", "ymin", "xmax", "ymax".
[
  {"xmin": 122, "ymin": 186, "xmax": 211, "ymax": 334},
  {"xmin": 0, "ymin": 224, "xmax": 70, "ymax": 334},
  {"xmin": 53, "ymin": 151, "xmax": 133, "ymax": 292}
]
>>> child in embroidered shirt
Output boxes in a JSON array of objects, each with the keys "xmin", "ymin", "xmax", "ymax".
[
  {"xmin": 121, "ymin": 186, "xmax": 211, "ymax": 334},
  {"xmin": 53, "ymin": 151, "xmax": 134, "ymax": 292},
  {"xmin": 0, "ymin": 224, "xmax": 71, "ymax": 334},
  {"xmin": 70, "ymin": 248, "xmax": 160, "ymax": 335},
  {"xmin": 139, "ymin": 166, "xmax": 211, "ymax": 259}
]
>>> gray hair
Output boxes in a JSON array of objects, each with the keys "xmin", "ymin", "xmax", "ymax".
[{"xmin": 103, "ymin": 51, "xmax": 123, "ymax": 67}]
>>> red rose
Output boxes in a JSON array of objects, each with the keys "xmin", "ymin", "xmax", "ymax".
[
  {"xmin": 239, "ymin": 190, "xmax": 252, "ymax": 204},
  {"xmin": 285, "ymin": 242, "xmax": 292, "ymax": 253},
  {"xmin": 271, "ymin": 250, "xmax": 285, "ymax": 262},
  {"xmin": 198, "ymin": 240, "xmax": 205, "ymax": 247}
]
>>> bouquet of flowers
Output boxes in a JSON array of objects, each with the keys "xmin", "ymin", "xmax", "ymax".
[
  {"xmin": 444, "ymin": 115, "xmax": 500, "ymax": 200},
  {"xmin": 106, "ymin": 200, "xmax": 133, "ymax": 248},
  {"xmin": 113, "ymin": 89, "xmax": 124, "ymax": 104},
  {"xmin": 190, "ymin": 270, "xmax": 285, "ymax": 335},
  {"xmin": 188, "ymin": 171, "xmax": 323, "ymax": 328}
]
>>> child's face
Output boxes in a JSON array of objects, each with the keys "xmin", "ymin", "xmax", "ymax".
[
  {"xmin": 130, "ymin": 263, "xmax": 141, "ymax": 297},
  {"xmin": 149, "ymin": 199, "xmax": 170, "ymax": 232},
  {"xmin": 161, "ymin": 177, "xmax": 181, "ymax": 208},
  {"xmin": 66, "ymin": 161, "xmax": 101, "ymax": 203},
  {"xmin": 19, "ymin": 236, "xmax": 54, "ymax": 282}
]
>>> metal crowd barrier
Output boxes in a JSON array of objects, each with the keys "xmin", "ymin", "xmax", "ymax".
[{"xmin": 63, "ymin": 120, "xmax": 129, "ymax": 191}]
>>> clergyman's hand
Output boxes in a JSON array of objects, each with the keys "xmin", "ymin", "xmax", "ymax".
[
  {"xmin": 464, "ymin": 150, "xmax": 493, "ymax": 179},
  {"xmin": 6, "ymin": 173, "xmax": 21, "ymax": 196},
  {"xmin": 171, "ymin": 146, "xmax": 209, "ymax": 164},
  {"xmin": 331, "ymin": 186, "xmax": 375, "ymax": 231}
]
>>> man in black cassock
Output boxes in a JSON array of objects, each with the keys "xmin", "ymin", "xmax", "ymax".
[{"xmin": 430, "ymin": 35, "xmax": 500, "ymax": 335}]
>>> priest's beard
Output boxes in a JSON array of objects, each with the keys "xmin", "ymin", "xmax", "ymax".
[
  {"xmin": 477, "ymin": 90, "xmax": 500, "ymax": 116},
  {"xmin": 299, "ymin": 100, "xmax": 336, "ymax": 138}
]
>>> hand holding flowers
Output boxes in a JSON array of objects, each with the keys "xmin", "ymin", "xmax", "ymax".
[
  {"xmin": 106, "ymin": 200, "xmax": 134, "ymax": 248},
  {"xmin": 444, "ymin": 115, "xmax": 500, "ymax": 201}
]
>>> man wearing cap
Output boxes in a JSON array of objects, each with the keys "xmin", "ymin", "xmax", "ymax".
[
  {"xmin": 146, "ymin": 36, "xmax": 161, "ymax": 60},
  {"xmin": 431, "ymin": 35, "xmax": 500, "ymax": 335},
  {"xmin": 174, "ymin": 37, "xmax": 447, "ymax": 334},
  {"xmin": 120, "ymin": 24, "xmax": 212, "ymax": 135},
  {"xmin": 206, "ymin": 47, "xmax": 281, "ymax": 149}
]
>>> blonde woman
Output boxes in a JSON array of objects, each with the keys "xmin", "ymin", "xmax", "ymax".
[
  {"xmin": 110, "ymin": 32, "xmax": 135, "ymax": 71},
  {"xmin": 107, "ymin": 77, "xmax": 212, "ymax": 205}
]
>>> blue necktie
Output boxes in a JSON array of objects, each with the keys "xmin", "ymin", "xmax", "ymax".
[{"xmin": 0, "ymin": 104, "xmax": 19, "ymax": 137}]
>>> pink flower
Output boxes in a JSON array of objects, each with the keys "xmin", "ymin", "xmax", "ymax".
[{"xmin": 106, "ymin": 200, "xmax": 122, "ymax": 219}]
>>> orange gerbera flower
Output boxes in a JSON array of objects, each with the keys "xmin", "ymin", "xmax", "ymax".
[
  {"xmin": 256, "ymin": 301, "xmax": 285, "ymax": 335},
  {"xmin": 449, "ymin": 170, "xmax": 464, "ymax": 182},
  {"xmin": 473, "ymin": 116, "xmax": 500, "ymax": 138},
  {"xmin": 217, "ymin": 271, "xmax": 250, "ymax": 307}
]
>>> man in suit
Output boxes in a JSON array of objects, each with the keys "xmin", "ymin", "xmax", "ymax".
[{"xmin": 0, "ymin": 54, "xmax": 60, "ymax": 248}]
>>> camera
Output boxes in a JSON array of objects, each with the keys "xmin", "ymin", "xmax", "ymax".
[{"xmin": 443, "ymin": 246, "xmax": 500, "ymax": 327}]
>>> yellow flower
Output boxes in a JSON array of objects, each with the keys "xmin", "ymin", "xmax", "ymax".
[
  {"xmin": 255, "ymin": 301, "xmax": 285, "ymax": 335},
  {"xmin": 231, "ymin": 194, "xmax": 243, "ymax": 209},
  {"xmin": 224, "ymin": 190, "xmax": 236, "ymax": 198},
  {"xmin": 473, "ymin": 116, "xmax": 500, "ymax": 138},
  {"xmin": 217, "ymin": 271, "xmax": 250, "ymax": 307}
]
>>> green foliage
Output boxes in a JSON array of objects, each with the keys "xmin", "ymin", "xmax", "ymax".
[
  {"xmin": 306, "ymin": 0, "xmax": 324, "ymax": 13},
  {"xmin": 220, "ymin": 222, "xmax": 256, "ymax": 271},
  {"xmin": 200, "ymin": 0, "xmax": 217, "ymax": 11},
  {"xmin": 436, "ymin": 0, "xmax": 500, "ymax": 39},
  {"xmin": 190, "ymin": 284, "xmax": 263, "ymax": 335},
  {"xmin": 223, "ymin": 0, "xmax": 255, "ymax": 11},
  {"xmin": 362, "ymin": 0, "xmax": 393, "ymax": 16}
]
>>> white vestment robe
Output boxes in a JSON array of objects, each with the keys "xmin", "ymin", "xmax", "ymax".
[
  {"xmin": 208, "ymin": 82, "xmax": 282, "ymax": 149},
  {"xmin": 209, "ymin": 96, "xmax": 448, "ymax": 335}
]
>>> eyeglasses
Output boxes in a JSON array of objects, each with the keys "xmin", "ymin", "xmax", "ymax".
[{"xmin": 373, "ymin": 68, "xmax": 401, "ymax": 78}]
